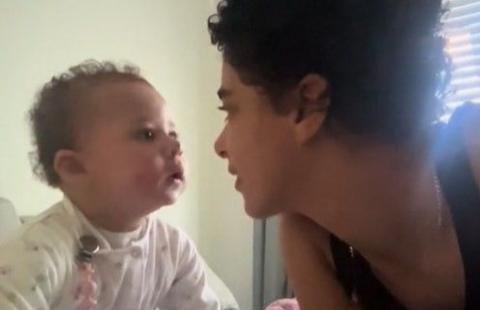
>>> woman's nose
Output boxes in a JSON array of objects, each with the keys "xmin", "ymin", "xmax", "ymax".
[{"xmin": 214, "ymin": 129, "xmax": 227, "ymax": 159}]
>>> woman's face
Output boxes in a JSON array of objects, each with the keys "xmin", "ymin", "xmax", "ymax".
[{"xmin": 214, "ymin": 62, "xmax": 311, "ymax": 218}]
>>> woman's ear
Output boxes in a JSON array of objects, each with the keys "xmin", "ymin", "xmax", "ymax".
[
  {"xmin": 293, "ymin": 74, "xmax": 330, "ymax": 144},
  {"xmin": 53, "ymin": 149, "xmax": 87, "ymax": 185}
]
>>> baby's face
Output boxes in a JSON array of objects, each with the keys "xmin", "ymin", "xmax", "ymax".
[{"xmin": 77, "ymin": 81, "xmax": 185, "ymax": 217}]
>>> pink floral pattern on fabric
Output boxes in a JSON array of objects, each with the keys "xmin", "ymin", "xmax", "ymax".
[
  {"xmin": 265, "ymin": 298, "xmax": 300, "ymax": 310},
  {"xmin": 74, "ymin": 263, "xmax": 98, "ymax": 310}
]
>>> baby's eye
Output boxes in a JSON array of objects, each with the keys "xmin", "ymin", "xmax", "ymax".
[{"xmin": 139, "ymin": 129, "xmax": 156, "ymax": 141}]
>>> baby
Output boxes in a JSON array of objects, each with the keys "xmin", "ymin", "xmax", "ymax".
[{"xmin": 0, "ymin": 60, "xmax": 220, "ymax": 310}]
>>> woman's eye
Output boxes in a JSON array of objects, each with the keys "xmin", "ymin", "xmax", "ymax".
[{"xmin": 169, "ymin": 131, "xmax": 179, "ymax": 140}]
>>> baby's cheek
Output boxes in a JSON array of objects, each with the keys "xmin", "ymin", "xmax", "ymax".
[
  {"xmin": 133, "ymin": 160, "xmax": 166, "ymax": 186},
  {"xmin": 134, "ymin": 170, "xmax": 160, "ymax": 187}
]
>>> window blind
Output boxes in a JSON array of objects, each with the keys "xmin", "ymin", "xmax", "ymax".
[{"xmin": 444, "ymin": 0, "xmax": 480, "ymax": 115}]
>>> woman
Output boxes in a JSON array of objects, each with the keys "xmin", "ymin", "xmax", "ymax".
[{"xmin": 208, "ymin": 1, "xmax": 480, "ymax": 309}]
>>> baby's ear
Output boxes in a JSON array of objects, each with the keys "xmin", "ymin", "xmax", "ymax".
[{"xmin": 53, "ymin": 149, "xmax": 86, "ymax": 184}]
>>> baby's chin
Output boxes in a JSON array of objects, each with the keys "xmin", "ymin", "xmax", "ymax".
[
  {"xmin": 129, "ymin": 182, "xmax": 186, "ymax": 215},
  {"xmin": 154, "ymin": 187, "xmax": 185, "ymax": 207},
  {"xmin": 134, "ymin": 199, "xmax": 176, "ymax": 217}
]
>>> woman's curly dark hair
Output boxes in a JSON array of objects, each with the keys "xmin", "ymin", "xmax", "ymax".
[
  {"xmin": 208, "ymin": 0, "xmax": 450, "ymax": 142},
  {"xmin": 29, "ymin": 60, "xmax": 148, "ymax": 187}
]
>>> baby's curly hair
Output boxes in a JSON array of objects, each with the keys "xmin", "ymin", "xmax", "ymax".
[
  {"xmin": 29, "ymin": 60, "xmax": 148, "ymax": 187},
  {"xmin": 208, "ymin": 0, "xmax": 450, "ymax": 142}
]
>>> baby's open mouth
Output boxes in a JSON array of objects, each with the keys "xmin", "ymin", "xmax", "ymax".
[{"xmin": 168, "ymin": 171, "xmax": 184, "ymax": 182}]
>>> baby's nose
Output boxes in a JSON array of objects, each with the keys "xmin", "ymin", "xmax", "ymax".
[{"xmin": 170, "ymin": 139, "xmax": 182, "ymax": 158}]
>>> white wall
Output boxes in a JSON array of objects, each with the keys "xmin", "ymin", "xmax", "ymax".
[{"xmin": 0, "ymin": 1, "xmax": 253, "ymax": 309}]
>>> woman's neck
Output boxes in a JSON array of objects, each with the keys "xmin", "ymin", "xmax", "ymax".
[{"xmin": 293, "ymin": 136, "xmax": 448, "ymax": 267}]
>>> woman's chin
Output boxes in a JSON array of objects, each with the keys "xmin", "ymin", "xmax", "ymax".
[
  {"xmin": 244, "ymin": 203, "xmax": 268, "ymax": 219},
  {"xmin": 244, "ymin": 197, "xmax": 280, "ymax": 219}
]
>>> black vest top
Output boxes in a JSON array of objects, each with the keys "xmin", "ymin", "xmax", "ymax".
[{"xmin": 330, "ymin": 103, "xmax": 480, "ymax": 309}]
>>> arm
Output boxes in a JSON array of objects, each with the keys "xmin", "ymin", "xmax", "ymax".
[
  {"xmin": 279, "ymin": 213, "xmax": 356, "ymax": 310},
  {"xmin": 160, "ymin": 230, "xmax": 221, "ymax": 310}
]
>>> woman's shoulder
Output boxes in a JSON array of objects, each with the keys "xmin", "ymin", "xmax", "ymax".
[
  {"xmin": 279, "ymin": 213, "xmax": 338, "ymax": 272},
  {"xmin": 279, "ymin": 214, "xmax": 355, "ymax": 309},
  {"xmin": 279, "ymin": 214, "xmax": 332, "ymax": 257}
]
